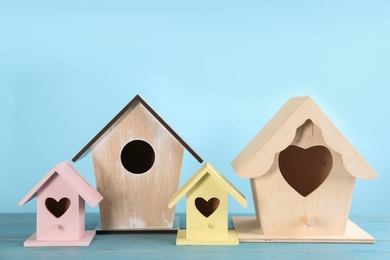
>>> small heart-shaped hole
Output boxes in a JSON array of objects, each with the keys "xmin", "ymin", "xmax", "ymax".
[
  {"xmin": 45, "ymin": 198, "xmax": 71, "ymax": 218},
  {"xmin": 195, "ymin": 197, "xmax": 220, "ymax": 218},
  {"xmin": 278, "ymin": 145, "xmax": 332, "ymax": 197}
]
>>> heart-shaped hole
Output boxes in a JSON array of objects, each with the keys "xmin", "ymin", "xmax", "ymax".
[
  {"xmin": 278, "ymin": 145, "xmax": 332, "ymax": 197},
  {"xmin": 45, "ymin": 198, "xmax": 71, "ymax": 218},
  {"xmin": 195, "ymin": 197, "xmax": 220, "ymax": 218}
]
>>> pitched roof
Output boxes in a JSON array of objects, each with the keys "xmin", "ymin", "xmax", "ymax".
[
  {"xmin": 19, "ymin": 161, "xmax": 103, "ymax": 207},
  {"xmin": 231, "ymin": 96, "xmax": 378, "ymax": 180},
  {"xmin": 72, "ymin": 94, "xmax": 203, "ymax": 163},
  {"xmin": 168, "ymin": 162, "xmax": 247, "ymax": 208}
]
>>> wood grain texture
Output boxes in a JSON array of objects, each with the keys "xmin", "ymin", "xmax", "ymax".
[
  {"xmin": 73, "ymin": 94, "xmax": 202, "ymax": 163},
  {"xmin": 92, "ymin": 101, "xmax": 184, "ymax": 229},
  {"xmin": 250, "ymin": 120, "xmax": 356, "ymax": 236},
  {"xmin": 232, "ymin": 216, "xmax": 375, "ymax": 243},
  {"xmin": 231, "ymin": 96, "xmax": 378, "ymax": 238},
  {"xmin": 232, "ymin": 96, "xmax": 378, "ymax": 180},
  {"xmin": 1, "ymin": 213, "xmax": 388, "ymax": 260}
]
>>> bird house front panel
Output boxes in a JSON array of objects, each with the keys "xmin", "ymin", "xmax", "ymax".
[
  {"xmin": 232, "ymin": 96, "xmax": 377, "ymax": 242},
  {"xmin": 91, "ymin": 101, "xmax": 184, "ymax": 228},
  {"xmin": 36, "ymin": 173, "xmax": 85, "ymax": 240},
  {"xmin": 186, "ymin": 173, "xmax": 228, "ymax": 241},
  {"xmin": 252, "ymin": 120, "xmax": 355, "ymax": 236}
]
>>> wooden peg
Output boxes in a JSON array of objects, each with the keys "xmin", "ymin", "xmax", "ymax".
[
  {"xmin": 52, "ymin": 224, "xmax": 61, "ymax": 230},
  {"xmin": 301, "ymin": 215, "xmax": 315, "ymax": 227}
]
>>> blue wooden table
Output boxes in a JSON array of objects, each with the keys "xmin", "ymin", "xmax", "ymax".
[{"xmin": 1, "ymin": 213, "xmax": 388, "ymax": 259}]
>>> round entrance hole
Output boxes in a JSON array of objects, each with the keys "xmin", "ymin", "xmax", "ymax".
[{"xmin": 120, "ymin": 140, "xmax": 155, "ymax": 174}]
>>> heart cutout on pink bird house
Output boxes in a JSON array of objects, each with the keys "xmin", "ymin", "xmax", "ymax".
[{"xmin": 45, "ymin": 198, "xmax": 71, "ymax": 218}]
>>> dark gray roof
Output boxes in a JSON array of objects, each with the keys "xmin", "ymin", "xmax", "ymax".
[{"xmin": 72, "ymin": 94, "xmax": 203, "ymax": 163}]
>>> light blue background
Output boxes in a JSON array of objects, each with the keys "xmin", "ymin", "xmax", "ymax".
[{"xmin": 1, "ymin": 1, "xmax": 389, "ymax": 215}]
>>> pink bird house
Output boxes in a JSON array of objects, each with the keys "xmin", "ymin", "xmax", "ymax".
[{"xmin": 19, "ymin": 161, "xmax": 103, "ymax": 247}]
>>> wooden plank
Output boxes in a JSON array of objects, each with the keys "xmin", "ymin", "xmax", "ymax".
[
  {"xmin": 23, "ymin": 231, "xmax": 96, "ymax": 247},
  {"xmin": 1, "ymin": 213, "xmax": 390, "ymax": 260},
  {"xmin": 175, "ymin": 230, "xmax": 239, "ymax": 245},
  {"xmin": 233, "ymin": 216, "xmax": 375, "ymax": 243}
]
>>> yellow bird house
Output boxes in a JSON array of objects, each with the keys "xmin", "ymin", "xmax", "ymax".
[
  {"xmin": 169, "ymin": 162, "xmax": 247, "ymax": 245},
  {"xmin": 232, "ymin": 96, "xmax": 378, "ymax": 243}
]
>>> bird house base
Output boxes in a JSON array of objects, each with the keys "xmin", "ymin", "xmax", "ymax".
[
  {"xmin": 232, "ymin": 216, "xmax": 375, "ymax": 243},
  {"xmin": 175, "ymin": 230, "xmax": 239, "ymax": 245},
  {"xmin": 95, "ymin": 216, "xmax": 180, "ymax": 233},
  {"xmin": 23, "ymin": 231, "xmax": 96, "ymax": 247}
]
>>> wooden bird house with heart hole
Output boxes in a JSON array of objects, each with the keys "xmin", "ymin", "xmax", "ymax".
[
  {"xmin": 18, "ymin": 161, "xmax": 103, "ymax": 247},
  {"xmin": 231, "ymin": 96, "xmax": 378, "ymax": 243},
  {"xmin": 168, "ymin": 162, "xmax": 247, "ymax": 245},
  {"xmin": 72, "ymin": 95, "xmax": 203, "ymax": 230}
]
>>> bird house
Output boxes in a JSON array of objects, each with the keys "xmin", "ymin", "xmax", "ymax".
[
  {"xmin": 231, "ymin": 96, "xmax": 378, "ymax": 243},
  {"xmin": 18, "ymin": 161, "xmax": 103, "ymax": 247},
  {"xmin": 168, "ymin": 162, "xmax": 247, "ymax": 245},
  {"xmin": 72, "ymin": 95, "xmax": 202, "ymax": 230}
]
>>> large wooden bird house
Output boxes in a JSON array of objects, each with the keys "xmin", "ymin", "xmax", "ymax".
[
  {"xmin": 231, "ymin": 96, "xmax": 378, "ymax": 243},
  {"xmin": 72, "ymin": 95, "xmax": 202, "ymax": 230},
  {"xmin": 19, "ymin": 161, "xmax": 103, "ymax": 247},
  {"xmin": 169, "ymin": 162, "xmax": 247, "ymax": 245}
]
